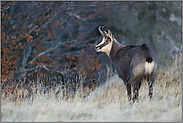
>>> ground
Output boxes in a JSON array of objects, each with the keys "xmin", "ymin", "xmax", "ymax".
[{"xmin": 1, "ymin": 53, "xmax": 182, "ymax": 122}]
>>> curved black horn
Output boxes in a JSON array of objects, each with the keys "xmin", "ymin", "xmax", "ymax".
[
  {"xmin": 99, "ymin": 25, "xmax": 108, "ymax": 37},
  {"xmin": 98, "ymin": 26, "xmax": 104, "ymax": 37},
  {"xmin": 102, "ymin": 25, "xmax": 108, "ymax": 30}
]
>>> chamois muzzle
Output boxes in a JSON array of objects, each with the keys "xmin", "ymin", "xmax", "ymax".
[{"xmin": 95, "ymin": 45, "xmax": 101, "ymax": 52}]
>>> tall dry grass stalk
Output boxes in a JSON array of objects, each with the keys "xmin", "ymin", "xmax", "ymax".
[{"xmin": 1, "ymin": 52, "xmax": 182, "ymax": 122}]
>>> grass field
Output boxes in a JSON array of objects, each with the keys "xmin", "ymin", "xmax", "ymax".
[{"xmin": 1, "ymin": 53, "xmax": 182, "ymax": 122}]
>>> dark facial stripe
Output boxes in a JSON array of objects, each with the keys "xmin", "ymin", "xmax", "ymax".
[{"xmin": 98, "ymin": 39, "xmax": 111, "ymax": 48}]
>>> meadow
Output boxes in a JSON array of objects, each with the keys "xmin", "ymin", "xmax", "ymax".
[{"xmin": 1, "ymin": 53, "xmax": 182, "ymax": 122}]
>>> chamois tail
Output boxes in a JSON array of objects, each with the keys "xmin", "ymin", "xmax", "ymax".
[{"xmin": 145, "ymin": 57, "xmax": 154, "ymax": 74}]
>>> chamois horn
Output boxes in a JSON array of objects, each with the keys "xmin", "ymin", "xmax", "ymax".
[{"xmin": 98, "ymin": 25, "xmax": 108, "ymax": 38}]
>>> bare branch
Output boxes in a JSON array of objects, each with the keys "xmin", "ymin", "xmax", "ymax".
[
  {"xmin": 66, "ymin": 12, "xmax": 86, "ymax": 22},
  {"xmin": 29, "ymin": 43, "xmax": 61, "ymax": 64}
]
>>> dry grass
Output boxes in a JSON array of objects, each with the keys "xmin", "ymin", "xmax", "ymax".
[{"xmin": 1, "ymin": 53, "xmax": 182, "ymax": 122}]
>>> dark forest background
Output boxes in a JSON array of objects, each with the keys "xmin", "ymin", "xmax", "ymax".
[{"xmin": 1, "ymin": 1, "xmax": 182, "ymax": 97}]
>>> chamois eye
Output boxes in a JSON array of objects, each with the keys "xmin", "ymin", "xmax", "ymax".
[{"xmin": 106, "ymin": 39, "xmax": 110, "ymax": 42}]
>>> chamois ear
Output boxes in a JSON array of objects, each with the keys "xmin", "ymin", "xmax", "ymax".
[{"xmin": 108, "ymin": 29, "xmax": 113, "ymax": 40}]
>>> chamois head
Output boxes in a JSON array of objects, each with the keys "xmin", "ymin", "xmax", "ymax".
[{"xmin": 95, "ymin": 25, "xmax": 114, "ymax": 56}]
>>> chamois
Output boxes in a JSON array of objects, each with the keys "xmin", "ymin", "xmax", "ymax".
[{"xmin": 95, "ymin": 25, "xmax": 158, "ymax": 103}]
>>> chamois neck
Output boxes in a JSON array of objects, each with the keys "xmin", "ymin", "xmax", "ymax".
[{"xmin": 109, "ymin": 39, "xmax": 123, "ymax": 62}]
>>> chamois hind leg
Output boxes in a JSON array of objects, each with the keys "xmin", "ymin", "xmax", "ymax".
[
  {"xmin": 132, "ymin": 79, "xmax": 141, "ymax": 103},
  {"xmin": 148, "ymin": 76, "xmax": 155, "ymax": 99},
  {"xmin": 124, "ymin": 82, "xmax": 132, "ymax": 101}
]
